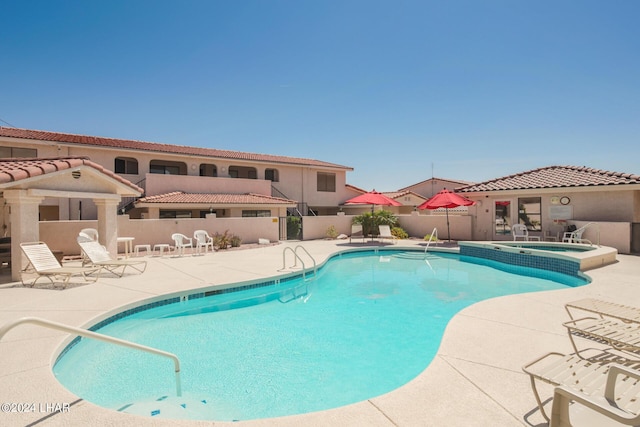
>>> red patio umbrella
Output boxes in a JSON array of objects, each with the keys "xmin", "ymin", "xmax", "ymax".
[
  {"xmin": 345, "ymin": 190, "xmax": 402, "ymax": 239},
  {"xmin": 417, "ymin": 189, "xmax": 475, "ymax": 242},
  {"xmin": 344, "ymin": 190, "xmax": 402, "ymax": 209}
]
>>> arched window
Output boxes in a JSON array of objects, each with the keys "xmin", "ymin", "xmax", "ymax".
[
  {"xmin": 114, "ymin": 157, "xmax": 138, "ymax": 174},
  {"xmin": 199, "ymin": 163, "xmax": 217, "ymax": 177},
  {"xmin": 265, "ymin": 168, "xmax": 279, "ymax": 182}
]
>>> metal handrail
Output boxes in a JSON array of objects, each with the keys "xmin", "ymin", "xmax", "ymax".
[
  {"xmin": 294, "ymin": 245, "xmax": 317, "ymax": 277},
  {"xmin": 424, "ymin": 227, "xmax": 439, "ymax": 254},
  {"xmin": 281, "ymin": 246, "xmax": 317, "ymax": 281},
  {"xmin": 281, "ymin": 247, "xmax": 307, "ymax": 280},
  {"xmin": 0, "ymin": 317, "xmax": 182, "ymax": 397}
]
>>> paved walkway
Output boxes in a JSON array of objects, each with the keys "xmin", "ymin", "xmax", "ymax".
[{"xmin": 0, "ymin": 240, "xmax": 637, "ymax": 426}]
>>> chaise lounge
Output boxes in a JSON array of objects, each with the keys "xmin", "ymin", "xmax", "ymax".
[
  {"xmin": 20, "ymin": 241, "xmax": 101, "ymax": 288},
  {"xmin": 77, "ymin": 236, "xmax": 147, "ymax": 277},
  {"xmin": 523, "ymin": 351, "xmax": 640, "ymax": 422}
]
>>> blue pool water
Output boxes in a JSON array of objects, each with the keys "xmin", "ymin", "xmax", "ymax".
[{"xmin": 54, "ymin": 250, "xmax": 587, "ymax": 421}]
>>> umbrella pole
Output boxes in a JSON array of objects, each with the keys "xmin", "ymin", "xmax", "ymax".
[{"xmin": 446, "ymin": 207, "xmax": 451, "ymax": 243}]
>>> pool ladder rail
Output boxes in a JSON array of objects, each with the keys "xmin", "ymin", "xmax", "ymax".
[
  {"xmin": 280, "ymin": 245, "xmax": 317, "ymax": 282},
  {"xmin": 424, "ymin": 227, "xmax": 439, "ymax": 255},
  {"xmin": 0, "ymin": 317, "xmax": 183, "ymax": 398}
]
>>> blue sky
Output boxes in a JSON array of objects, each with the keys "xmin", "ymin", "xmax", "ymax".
[{"xmin": 2, "ymin": 1, "xmax": 639, "ymax": 190}]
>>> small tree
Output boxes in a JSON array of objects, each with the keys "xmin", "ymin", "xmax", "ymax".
[{"xmin": 325, "ymin": 225, "xmax": 339, "ymax": 239}]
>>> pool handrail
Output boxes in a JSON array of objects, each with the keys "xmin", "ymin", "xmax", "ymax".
[
  {"xmin": 424, "ymin": 228, "xmax": 439, "ymax": 254},
  {"xmin": 281, "ymin": 246, "xmax": 317, "ymax": 281},
  {"xmin": 0, "ymin": 317, "xmax": 182, "ymax": 397}
]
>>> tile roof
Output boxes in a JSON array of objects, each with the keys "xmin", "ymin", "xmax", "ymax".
[
  {"xmin": 399, "ymin": 177, "xmax": 475, "ymax": 191},
  {"xmin": 458, "ymin": 165, "xmax": 640, "ymax": 193},
  {"xmin": 345, "ymin": 184, "xmax": 367, "ymax": 194},
  {"xmin": 136, "ymin": 191, "xmax": 297, "ymax": 205},
  {"xmin": 382, "ymin": 190, "xmax": 427, "ymax": 200},
  {"xmin": 0, "ymin": 126, "xmax": 353, "ymax": 170},
  {"xmin": 0, "ymin": 157, "xmax": 143, "ymax": 193}
]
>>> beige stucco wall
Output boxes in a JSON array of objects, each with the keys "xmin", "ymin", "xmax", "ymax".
[
  {"xmin": 60, "ymin": 144, "xmax": 351, "ymax": 208},
  {"xmin": 0, "ymin": 137, "xmax": 352, "ymax": 217},
  {"xmin": 144, "ymin": 174, "xmax": 272, "ymax": 196},
  {"xmin": 301, "ymin": 213, "xmax": 473, "ymax": 241},
  {"xmin": 39, "ymin": 216, "xmax": 281, "ymax": 256},
  {"xmin": 465, "ymin": 190, "xmax": 635, "ymax": 253}
]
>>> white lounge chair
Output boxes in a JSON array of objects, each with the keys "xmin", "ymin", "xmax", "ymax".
[
  {"xmin": 349, "ymin": 224, "xmax": 365, "ymax": 243},
  {"xmin": 171, "ymin": 233, "xmax": 193, "ymax": 256},
  {"xmin": 565, "ymin": 298, "xmax": 640, "ymax": 323},
  {"xmin": 549, "ymin": 364, "xmax": 640, "ymax": 426},
  {"xmin": 523, "ymin": 351, "xmax": 640, "ymax": 422},
  {"xmin": 20, "ymin": 241, "xmax": 101, "ymax": 288},
  {"xmin": 564, "ymin": 317, "xmax": 640, "ymax": 357},
  {"xmin": 77, "ymin": 236, "xmax": 147, "ymax": 277},
  {"xmin": 378, "ymin": 225, "xmax": 397, "ymax": 244},
  {"xmin": 194, "ymin": 230, "xmax": 214, "ymax": 254}
]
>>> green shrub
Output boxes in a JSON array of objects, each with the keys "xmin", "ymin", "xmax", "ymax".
[
  {"xmin": 352, "ymin": 210, "xmax": 398, "ymax": 237},
  {"xmin": 326, "ymin": 225, "xmax": 339, "ymax": 239},
  {"xmin": 424, "ymin": 233, "xmax": 437, "ymax": 242},
  {"xmin": 213, "ymin": 230, "xmax": 232, "ymax": 249},
  {"xmin": 287, "ymin": 216, "xmax": 302, "ymax": 240},
  {"xmin": 230, "ymin": 234, "xmax": 242, "ymax": 247},
  {"xmin": 391, "ymin": 227, "xmax": 408, "ymax": 239}
]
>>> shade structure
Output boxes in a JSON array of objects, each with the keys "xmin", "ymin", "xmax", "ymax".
[{"xmin": 417, "ymin": 189, "xmax": 475, "ymax": 242}]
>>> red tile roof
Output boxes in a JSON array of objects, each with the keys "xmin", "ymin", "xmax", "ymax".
[
  {"xmin": 136, "ymin": 191, "xmax": 296, "ymax": 205},
  {"xmin": 0, "ymin": 126, "xmax": 353, "ymax": 170},
  {"xmin": 0, "ymin": 157, "xmax": 143, "ymax": 193},
  {"xmin": 458, "ymin": 165, "xmax": 640, "ymax": 192}
]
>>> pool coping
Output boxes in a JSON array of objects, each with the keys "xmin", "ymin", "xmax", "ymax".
[{"xmin": 0, "ymin": 239, "xmax": 637, "ymax": 426}]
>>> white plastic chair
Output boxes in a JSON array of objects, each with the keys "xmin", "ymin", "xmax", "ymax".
[
  {"xmin": 512, "ymin": 224, "xmax": 530, "ymax": 241},
  {"xmin": 171, "ymin": 233, "xmax": 193, "ymax": 256},
  {"xmin": 563, "ymin": 223, "xmax": 593, "ymax": 244},
  {"xmin": 193, "ymin": 230, "xmax": 214, "ymax": 254},
  {"xmin": 80, "ymin": 228, "xmax": 99, "ymax": 242}
]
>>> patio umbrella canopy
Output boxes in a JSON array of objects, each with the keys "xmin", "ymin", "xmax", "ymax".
[
  {"xmin": 344, "ymin": 190, "xmax": 402, "ymax": 208},
  {"xmin": 344, "ymin": 190, "xmax": 402, "ymax": 238},
  {"xmin": 417, "ymin": 189, "xmax": 475, "ymax": 242}
]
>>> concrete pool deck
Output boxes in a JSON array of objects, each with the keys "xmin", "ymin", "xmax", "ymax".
[{"xmin": 0, "ymin": 239, "xmax": 637, "ymax": 426}]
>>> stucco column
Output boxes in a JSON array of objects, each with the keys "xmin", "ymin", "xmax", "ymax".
[
  {"xmin": 94, "ymin": 199, "xmax": 119, "ymax": 257},
  {"xmin": 3, "ymin": 190, "xmax": 45, "ymax": 281}
]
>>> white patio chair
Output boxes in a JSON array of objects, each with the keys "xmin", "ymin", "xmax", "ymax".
[
  {"xmin": 562, "ymin": 223, "xmax": 593, "ymax": 244},
  {"xmin": 171, "ymin": 233, "xmax": 193, "ymax": 256},
  {"xmin": 194, "ymin": 230, "xmax": 214, "ymax": 254},
  {"xmin": 512, "ymin": 224, "xmax": 529, "ymax": 241}
]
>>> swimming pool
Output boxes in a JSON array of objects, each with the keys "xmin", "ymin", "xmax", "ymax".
[{"xmin": 53, "ymin": 249, "xmax": 587, "ymax": 421}]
